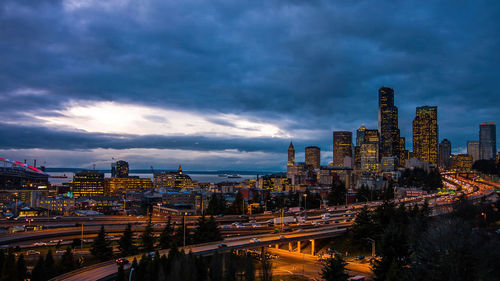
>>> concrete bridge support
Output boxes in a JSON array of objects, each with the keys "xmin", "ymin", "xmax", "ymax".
[
  {"xmin": 288, "ymin": 242, "xmax": 293, "ymax": 252},
  {"xmin": 297, "ymin": 241, "xmax": 301, "ymax": 253},
  {"xmin": 310, "ymin": 239, "xmax": 315, "ymax": 255}
]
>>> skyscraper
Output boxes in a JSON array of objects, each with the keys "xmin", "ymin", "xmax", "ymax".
[
  {"xmin": 438, "ymin": 139, "xmax": 451, "ymax": 170},
  {"xmin": 287, "ymin": 142, "xmax": 295, "ymax": 166},
  {"xmin": 412, "ymin": 106, "xmax": 438, "ymax": 165},
  {"xmin": 479, "ymin": 122, "xmax": 497, "ymax": 160},
  {"xmin": 305, "ymin": 146, "xmax": 321, "ymax": 169},
  {"xmin": 378, "ymin": 87, "xmax": 400, "ymax": 159},
  {"xmin": 467, "ymin": 141, "xmax": 480, "ymax": 163},
  {"xmin": 355, "ymin": 125, "xmax": 379, "ymax": 170},
  {"xmin": 333, "ymin": 131, "xmax": 352, "ymax": 167}
]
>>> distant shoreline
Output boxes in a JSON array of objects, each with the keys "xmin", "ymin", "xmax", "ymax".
[{"xmin": 44, "ymin": 168, "xmax": 280, "ymax": 175}]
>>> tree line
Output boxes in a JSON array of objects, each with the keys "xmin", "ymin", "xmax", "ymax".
[{"xmin": 116, "ymin": 246, "xmax": 274, "ymax": 281}]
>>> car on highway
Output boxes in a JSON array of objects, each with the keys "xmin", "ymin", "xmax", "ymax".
[
  {"xmin": 56, "ymin": 249, "xmax": 66, "ymax": 254},
  {"xmin": 249, "ymin": 238, "xmax": 261, "ymax": 243},
  {"xmin": 27, "ymin": 250, "xmax": 40, "ymax": 255},
  {"xmin": 33, "ymin": 242, "xmax": 47, "ymax": 246},
  {"xmin": 278, "ymin": 235, "xmax": 286, "ymax": 239},
  {"xmin": 52, "ymin": 216, "xmax": 62, "ymax": 220},
  {"xmin": 116, "ymin": 258, "xmax": 129, "ymax": 265},
  {"xmin": 217, "ymin": 243, "xmax": 228, "ymax": 248},
  {"xmin": 50, "ymin": 239, "xmax": 63, "ymax": 243}
]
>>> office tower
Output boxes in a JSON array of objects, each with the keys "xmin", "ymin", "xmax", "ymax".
[
  {"xmin": 479, "ymin": 122, "xmax": 497, "ymax": 160},
  {"xmin": 378, "ymin": 87, "xmax": 400, "ymax": 159},
  {"xmin": 467, "ymin": 141, "xmax": 480, "ymax": 163},
  {"xmin": 451, "ymin": 154, "xmax": 473, "ymax": 172},
  {"xmin": 438, "ymin": 139, "xmax": 451, "ymax": 170},
  {"xmin": 355, "ymin": 125, "xmax": 379, "ymax": 169},
  {"xmin": 305, "ymin": 146, "xmax": 321, "ymax": 169},
  {"xmin": 333, "ymin": 131, "xmax": 353, "ymax": 167},
  {"xmin": 412, "ymin": 106, "xmax": 438, "ymax": 165},
  {"xmin": 361, "ymin": 142, "xmax": 380, "ymax": 173},
  {"xmin": 399, "ymin": 137, "xmax": 409, "ymax": 165},
  {"xmin": 288, "ymin": 142, "xmax": 295, "ymax": 166},
  {"xmin": 112, "ymin": 160, "xmax": 129, "ymax": 178},
  {"xmin": 71, "ymin": 170, "xmax": 105, "ymax": 198}
]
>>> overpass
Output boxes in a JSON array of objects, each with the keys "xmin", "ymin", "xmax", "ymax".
[{"xmin": 50, "ymin": 226, "xmax": 348, "ymax": 281}]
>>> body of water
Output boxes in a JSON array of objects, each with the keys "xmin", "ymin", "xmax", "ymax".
[{"xmin": 46, "ymin": 172, "xmax": 260, "ymax": 185}]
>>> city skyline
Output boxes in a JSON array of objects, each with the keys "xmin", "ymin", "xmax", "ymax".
[{"xmin": 1, "ymin": 0, "xmax": 499, "ymax": 170}]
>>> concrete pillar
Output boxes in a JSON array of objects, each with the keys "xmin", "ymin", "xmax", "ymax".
[
  {"xmin": 288, "ymin": 242, "xmax": 292, "ymax": 252},
  {"xmin": 310, "ymin": 239, "xmax": 315, "ymax": 256},
  {"xmin": 275, "ymin": 244, "xmax": 279, "ymax": 249},
  {"xmin": 297, "ymin": 241, "xmax": 301, "ymax": 253}
]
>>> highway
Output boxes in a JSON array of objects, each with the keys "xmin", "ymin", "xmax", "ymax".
[{"xmin": 50, "ymin": 225, "xmax": 349, "ymax": 281}]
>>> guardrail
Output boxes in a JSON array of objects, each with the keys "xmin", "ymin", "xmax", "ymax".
[{"xmin": 49, "ymin": 260, "xmax": 115, "ymax": 281}]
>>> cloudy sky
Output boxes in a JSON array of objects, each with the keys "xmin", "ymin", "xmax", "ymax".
[{"xmin": 0, "ymin": 0, "xmax": 498, "ymax": 171}]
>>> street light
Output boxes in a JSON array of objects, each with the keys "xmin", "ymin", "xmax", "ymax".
[
  {"xmin": 303, "ymin": 193, "xmax": 307, "ymax": 217},
  {"xmin": 366, "ymin": 238, "xmax": 375, "ymax": 257}
]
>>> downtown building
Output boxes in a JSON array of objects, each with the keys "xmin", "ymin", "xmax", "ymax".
[
  {"xmin": 438, "ymin": 139, "xmax": 452, "ymax": 170},
  {"xmin": 451, "ymin": 154, "xmax": 473, "ymax": 172},
  {"xmin": 71, "ymin": 170, "xmax": 106, "ymax": 198},
  {"xmin": 153, "ymin": 165, "xmax": 194, "ymax": 189},
  {"xmin": 333, "ymin": 131, "xmax": 353, "ymax": 167},
  {"xmin": 111, "ymin": 160, "xmax": 130, "ymax": 178},
  {"xmin": 479, "ymin": 122, "xmax": 497, "ymax": 160},
  {"xmin": 412, "ymin": 106, "xmax": 438, "ymax": 165},
  {"xmin": 467, "ymin": 141, "xmax": 480, "ymax": 164},
  {"xmin": 305, "ymin": 146, "xmax": 321, "ymax": 170},
  {"xmin": 378, "ymin": 87, "xmax": 401, "ymax": 160}
]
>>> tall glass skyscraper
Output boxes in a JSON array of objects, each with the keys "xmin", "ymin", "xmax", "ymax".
[
  {"xmin": 413, "ymin": 106, "xmax": 438, "ymax": 165},
  {"xmin": 467, "ymin": 140, "xmax": 480, "ymax": 163},
  {"xmin": 378, "ymin": 87, "xmax": 400, "ymax": 159},
  {"xmin": 438, "ymin": 139, "xmax": 451, "ymax": 170},
  {"xmin": 479, "ymin": 122, "xmax": 497, "ymax": 160},
  {"xmin": 333, "ymin": 131, "xmax": 353, "ymax": 167}
]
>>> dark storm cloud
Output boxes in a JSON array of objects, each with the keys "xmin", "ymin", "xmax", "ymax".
[
  {"xmin": 0, "ymin": 122, "xmax": 328, "ymax": 154},
  {"xmin": 1, "ymin": 0, "xmax": 499, "ymax": 168}
]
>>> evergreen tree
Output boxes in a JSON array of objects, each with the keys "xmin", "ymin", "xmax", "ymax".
[
  {"xmin": 206, "ymin": 194, "xmax": 226, "ymax": 215},
  {"xmin": 328, "ymin": 181, "xmax": 346, "ymax": 205},
  {"xmin": 90, "ymin": 225, "xmax": 113, "ymax": 261},
  {"xmin": 209, "ymin": 254, "xmax": 223, "ymax": 281},
  {"xmin": 44, "ymin": 249, "xmax": 56, "ymax": 278},
  {"xmin": 116, "ymin": 264, "xmax": 125, "ymax": 281},
  {"xmin": 224, "ymin": 253, "xmax": 237, "ymax": 281},
  {"xmin": 320, "ymin": 256, "xmax": 349, "ymax": 281},
  {"xmin": 232, "ymin": 191, "xmax": 245, "ymax": 215},
  {"xmin": 16, "ymin": 254, "xmax": 26, "ymax": 281},
  {"xmin": 244, "ymin": 253, "xmax": 255, "ymax": 281},
  {"xmin": 59, "ymin": 247, "xmax": 75, "ymax": 274},
  {"xmin": 260, "ymin": 254, "xmax": 272, "ymax": 281},
  {"xmin": 141, "ymin": 218, "xmax": 155, "ymax": 252},
  {"xmin": 1, "ymin": 249, "xmax": 16, "ymax": 281},
  {"xmin": 119, "ymin": 223, "xmax": 137, "ymax": 256},
  {"xmin": 158, "ymin": 217, "xmax": 173, "ymax": 249},
  {"xmin": 0, "ymin": 249, "xmax": 5, "ymax": 278},
  {"xmin": 31, "ymin": 256, "xmax": 46, "ymax": 281},
  {"xmin": 193, "ymin": 215, "xmax": 222, "ymax": 244},
  {"xmin": 356, "ymin": 184, "xmax": 371, "ymax": 202}
]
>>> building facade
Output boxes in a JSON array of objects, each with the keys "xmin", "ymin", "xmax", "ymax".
[
  {"xmin": 451, "ymin": 154, "xmax": 473, "ymax": 172},
  {"xmin": 104, "ymin": 177, "xmax": 153, "ymax": 195},
  {"xmin": 111, "ymin": 160, "xmax": 129, "ymax": 178},
  {"xmin": 288, "ymin": 142, "xmax": 295, "ymax": 166},
  {"xmin": 438, "ymin": 139, "xmax": 452, "ymax": 170},
  {"xmin": 467, "ymin": 141, "xmax": 480, "ymax": 164},
  {"xmin": 333, "ymin": 131, "xmax": 353, "ymax": 167},
  {"xmin": 378, "ymin": 87, "xmax": 400, "ymax": 159},
  {"xmin": 305, "ymin": 146, "xmax": 321, "ymax": 170},
  {"xmin": 71, "ymin": 170, "xmax": 105, "ymax": 198},
  {"xmin": 412, "ymin": 106, "xmax": 438, "ymax": 165},
  {"xmin": 479, "ymin": 122, "xmax": 497, "ymax": 160}
]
